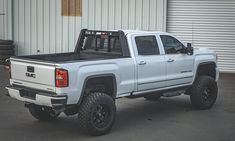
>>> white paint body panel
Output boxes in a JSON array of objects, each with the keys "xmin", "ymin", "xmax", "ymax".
[
  {"xmin": 193, "ymin": 48, "xmax": 219, "ymax": 82},
  {"xmin": 8, "ymin": 30, "xmax": 219, "ymax": 106},
  {"xmin": 129, "ymin": 34, "xmax": 166, "ymax": 91},
  {"xmin": 136, "ymin": 55, "xmax": 166, "ymax": 91},
  {"xmin": 6, "ymin": 87, "xmax": 66, "ymax": 107},
  {"xmin": 11, "ymin": 61, "xmax": 56, "ymax": 87},
  {"xmin": 55, "ymin": 58, "xmax": 136, "ymax": 104},
  {"xmin": 165, "ymin": 54, "xmax": 194, "ymax": 86}
]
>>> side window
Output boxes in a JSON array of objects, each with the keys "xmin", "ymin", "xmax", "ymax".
[
  {"xmin": 160, "ymin": 35, "xmax": 185, "ymax": 54},
  {"xmin": 135, "ymin": 36, "xmax": 160, "ymax": 55}
]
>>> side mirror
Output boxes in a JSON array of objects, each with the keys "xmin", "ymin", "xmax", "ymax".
[{"xmin": 186, "ymin": 43, "xmax": 194, "ymax": 55}]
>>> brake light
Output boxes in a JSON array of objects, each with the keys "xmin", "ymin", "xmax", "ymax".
[
  {"xmin": 55, "ymin": 68, "xmax": 69, "ymax": 87},
  {"xmin": 4, "ymin": 59, "xmax": 11, "ymax": 78}
]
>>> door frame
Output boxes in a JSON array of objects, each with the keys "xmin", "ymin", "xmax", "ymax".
[
  {"xmin": 130, "ymin": 34, "xmax": 167, "ymax": 92},
  {"xmin": 158, "ymin": 34, "xmax": 195, "ymax": 87}
]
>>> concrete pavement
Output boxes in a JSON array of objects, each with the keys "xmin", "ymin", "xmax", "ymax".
[{"xmin": 0, "ymin": 66, "xmax": 234, "ymax": 141}]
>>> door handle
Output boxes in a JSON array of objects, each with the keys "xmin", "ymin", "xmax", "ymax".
[
  {"xmin": 138, "ymin": 61, "xmax": 147, "ymax": 65},
  {"xmin": 167, "ymin": 59, "xmax": 175, "ymax": 63}
]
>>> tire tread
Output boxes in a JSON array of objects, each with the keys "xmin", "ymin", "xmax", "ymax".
[
  {"xmin": 190, "ymin": 76, "xmax": 218, "ymax": 110},
  {"xmin": 78, "ymin": 92, "xmax": 116, "ymax": 136}
]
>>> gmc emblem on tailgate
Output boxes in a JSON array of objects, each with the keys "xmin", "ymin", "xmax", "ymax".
[
  {"xmin": 26, "ymin": 66, "xmax": 36, "ymax": 78},
  {"xmin": 27, "ymin": 66, "xmax": 34, "ymax": 72},
  {"xmin": 26, "ymin": 73, "xmax": 36, "ymax": 78}
]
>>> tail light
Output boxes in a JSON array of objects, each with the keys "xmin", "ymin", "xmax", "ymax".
[
  {"xmin": 55, "ymin": 68, "xmax": 69, "ymax": 87},
  {"xmin": 4, "ymin": 59, "xmax": 11, "ymax": 78}
]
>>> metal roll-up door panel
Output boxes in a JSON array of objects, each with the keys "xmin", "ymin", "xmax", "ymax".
[{"xmin": 167, "ymin": 0, "xmax": 235, "ymax": 73}]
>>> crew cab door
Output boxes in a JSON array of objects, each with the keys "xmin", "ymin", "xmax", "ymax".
[
  {"xmin": 133, "ymin": 35, "xmax": 166, "ymax": 91},
  {"xmin": 160, "ymin": 35, "xmax": 194, "ymax": 86}
]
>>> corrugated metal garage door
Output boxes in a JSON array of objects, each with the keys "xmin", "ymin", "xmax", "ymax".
[{"xmin": 167, "ymin": 0, "xmax": 235, "ymax": 73}]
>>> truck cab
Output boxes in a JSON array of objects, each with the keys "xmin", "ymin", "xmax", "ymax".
[{"xmin": 128, "ymin": 32, "xmax": 194, "ymax": 92}]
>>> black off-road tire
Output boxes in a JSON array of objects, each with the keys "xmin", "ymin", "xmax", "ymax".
[
  {"xmin": 190, "ymin": 76, "xmax": 218, "ymax": 110},
  {"xmin": 28, "ymin": 104, "xmax": 60, "ymax": 121},
  {"xmin": 0, "ymin": 40, "xmax": 13, "ymax": 45},
  {"xmin": 144, "ymin": 94, "xmax": 161, "ymax": 101},
  {"xmin": 78, "ymin": 92, "xmax": 116, "ymax": 136}
]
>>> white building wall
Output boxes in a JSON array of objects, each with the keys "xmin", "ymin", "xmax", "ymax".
[
  {"xmin": 0, "ymin": 0, "xmax": 4, "ymax": 39},
  {"xmin": 12, "ymin": 0, "xmax": 167, "ymax": 55},
  {"xmin": 0, "ymin": 0, "xmax": 12, "ymax": 40}
]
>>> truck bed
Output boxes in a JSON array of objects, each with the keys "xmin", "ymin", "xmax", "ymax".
[{"xmin": 15, "ymin": 52, "xmax": 123, "ymax": 63}]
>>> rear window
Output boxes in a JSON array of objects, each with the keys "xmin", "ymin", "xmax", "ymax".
[{"xmin": 81, "ymin": 34, "xmax": 122, "ymax": 55}]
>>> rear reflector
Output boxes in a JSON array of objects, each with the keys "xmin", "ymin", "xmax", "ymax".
[{"xmin": 55, "ymin": 68, "xmax": 68, "ymax": 87}]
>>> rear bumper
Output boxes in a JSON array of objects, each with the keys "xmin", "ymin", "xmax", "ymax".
[{"xmin": 6, "ymin": 86, "xmax": 67, "ymax": 107}]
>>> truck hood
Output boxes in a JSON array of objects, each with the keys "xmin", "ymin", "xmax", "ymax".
[{"xmin": 194, "ymin": 47, "xmax": 216, "ymax": 56}]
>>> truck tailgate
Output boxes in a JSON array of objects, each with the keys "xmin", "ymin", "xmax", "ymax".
[{"xmin": 11, "ymin": 59, "xmax": 56, "ymax": 87}]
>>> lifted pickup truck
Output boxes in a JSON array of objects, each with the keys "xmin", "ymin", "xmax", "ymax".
[{"xmin": 6, "ymin": 29, "xmax": 219, "ymax": 136}]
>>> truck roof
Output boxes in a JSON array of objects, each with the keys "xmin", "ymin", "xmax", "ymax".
[
  {"xmin": 89, "ymin": 29, "xmax": 166, "ymax": 35},
  {"xmin": 83, "ymin": 29, "xmax": 168, "ymax": 36},
  {"xmin": 121, "ymin": 30, "xmax": 166, "ymax": 35}
]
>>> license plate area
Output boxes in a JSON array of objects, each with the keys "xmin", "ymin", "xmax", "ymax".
[{"xmin": 20, "ymin": 89, "xmax": 36, "ymax": 100}]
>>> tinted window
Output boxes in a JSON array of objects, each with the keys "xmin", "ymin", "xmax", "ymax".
[
  {"xmin": 135, "ymin": 36, "xmax": 160, "ymax": 55},
  {"xmin": 160, "ymin": 35, "xmax": 185, "ymax": 54}
]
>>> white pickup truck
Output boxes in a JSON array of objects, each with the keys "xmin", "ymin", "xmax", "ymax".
[{"xmin": 6, "ymin": 29, "xmax": 219, "ymax": 136}]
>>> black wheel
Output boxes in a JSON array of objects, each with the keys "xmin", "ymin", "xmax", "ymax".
[
  {"xmin": 28, "ymin": 104, "xmax": 60, "ymax": 121},
  {"xmin": 144, "ymin": 94, "xmax": 162, "ymax": 101},
  {"xmin": 0, "ymin": 45, "xmax": 15, "ymax": 50},
  {"xmin": 78, "ymin": 92, "xmax": 116, "ymax": 136},
  {"xmin": 0, "ymin": 40, "xmax": 13, "ymax": 45},
  {"xmin": 190, "ymin": 76, "xmax": 218, "ymax": 110}
]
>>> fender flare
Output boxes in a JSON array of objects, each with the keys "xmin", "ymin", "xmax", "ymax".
[
  {"xmin": 77, "ymin": 73, "xmax": 117, "ymax": 105},
  {"xmin": 194, "ymin": 61, "xmax": 216, "ymax": 82}
]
